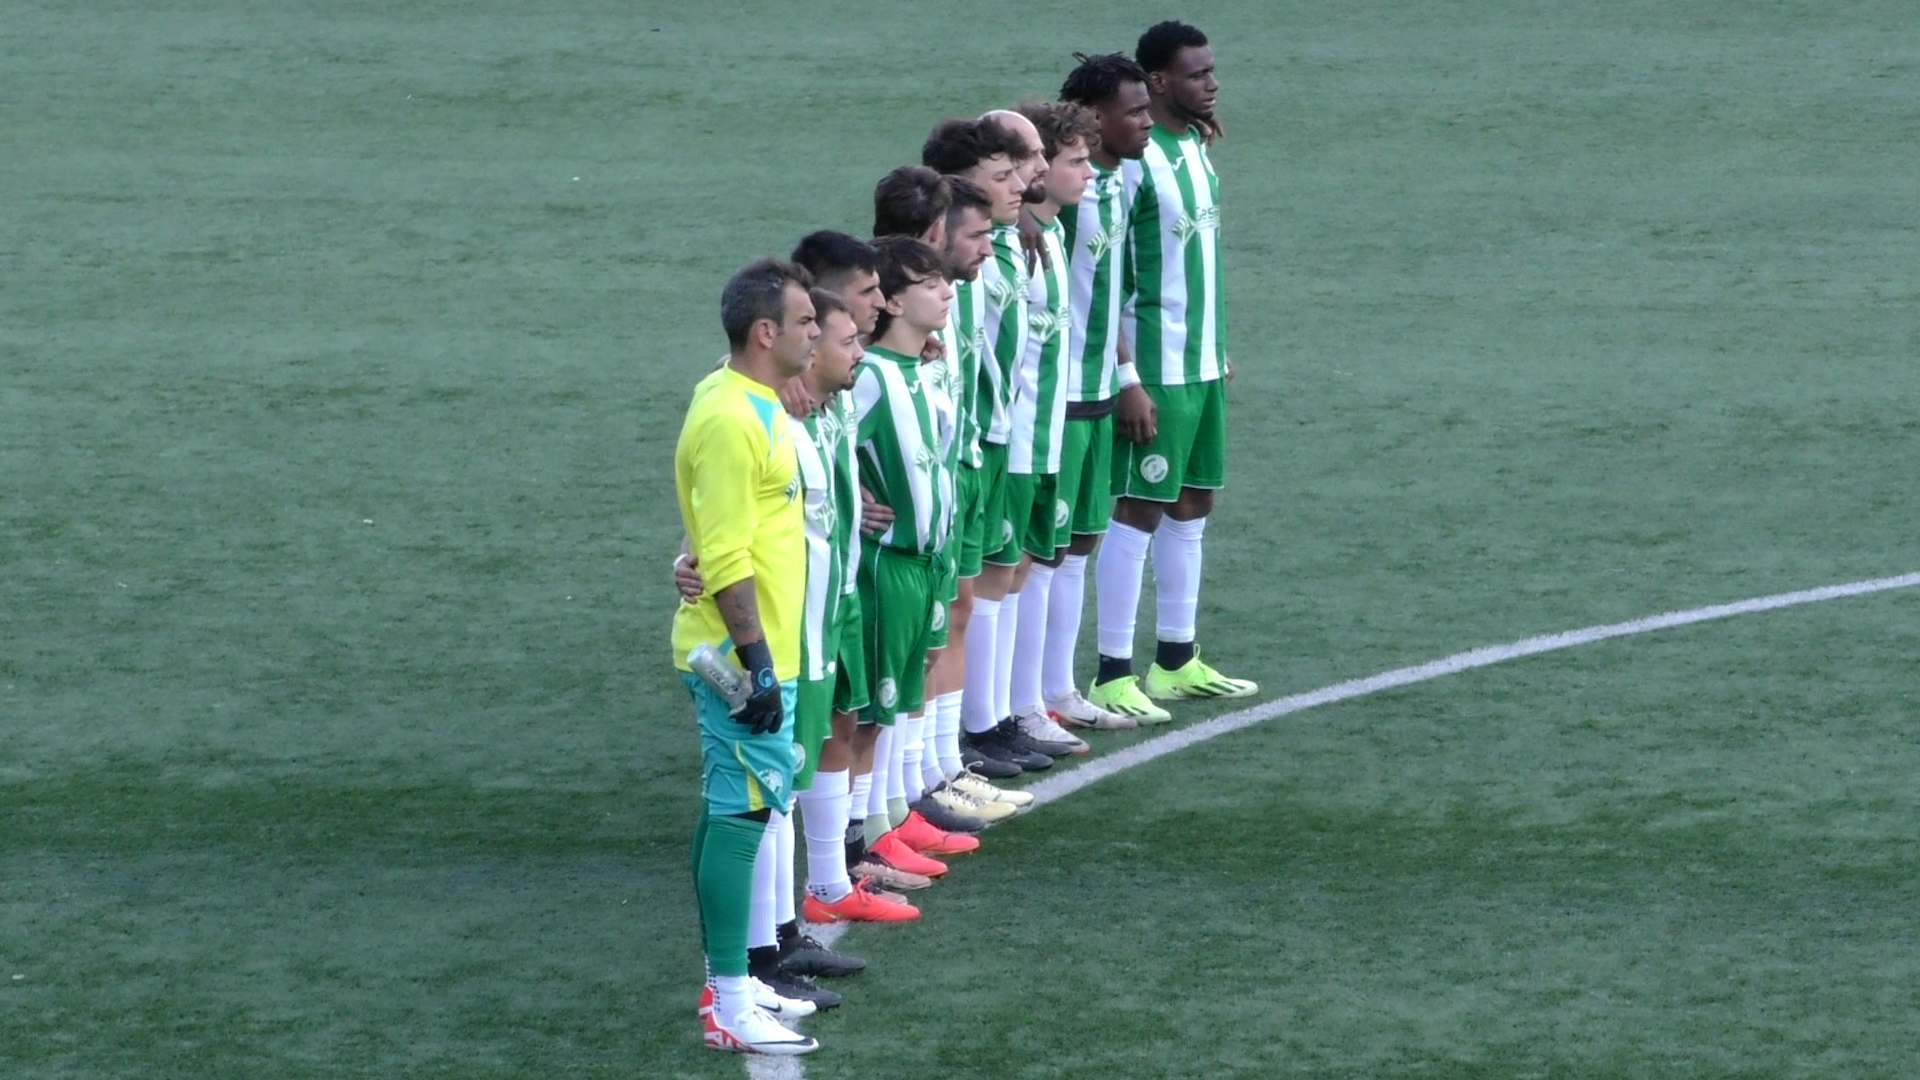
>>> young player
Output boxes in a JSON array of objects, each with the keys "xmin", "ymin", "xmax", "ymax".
[
  {"xmin": 1000, "ymin": 100, "xmax": 1109, "ymax": 754},
  {"xmin": 850, "ymin": 236, "xmax": 979, "ymax": 878},
  {"xmin": 1046, "ymin": 51, "xmax": 1158, "ymax": 727},
  {"xmin": 873, "ymin": 165, "xmax": 954, "ymax": 244},
  {"xmin": 1091, "ymin": 21, "xmax": 1259, "ymax": 719},
  {"xmin": 675, "ymin": 258, "xmax": 821, "ymax": 1056}
]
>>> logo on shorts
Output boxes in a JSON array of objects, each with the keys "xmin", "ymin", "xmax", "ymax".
[
  {"xmin": 930, "ymin": 603, "xmax": 946, "ymax": 632},
  {"xmin": 1055, "ymin": 499, "xmax": 1071, "ymax": 529},
  {"xmin": 878, "ymin": 677, "xmax": 899, "ymax": 710},
  {"xmin": 758, "ymin": 767, "xmax": 787, "ymax": 800},
  {"xmin": 791, "ymin": 742, "xmax": 807, "ymax": 773},
  {"xmin": 1001, "ymin": 520, "xmax": 1015, "ymax": 545},
  {"xmin": 1141, "ymin": 454, "xmax": 1170, "ymax": 484}
]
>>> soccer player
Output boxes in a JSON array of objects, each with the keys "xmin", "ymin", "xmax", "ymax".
[
  {"xmin": 851, "ymin": 236, "xmax": 980, "ymax": 877},
  {"xmin": 999, "ymin": 100, "xmax": 1109, "ymax": 754},
  {"xmin": 675, "ymin": 257, "xmax": 820, "ymax": 1056},
  {"xmin": 1091, "ymin": 21, "xmax": 1259, "ymax": 717},
  {"xmin": 1046, "ymin": 51, "xmax": 1157, "ymax": 727},
  {"xmin": 873, "ymin": 164, "xmax": 954, "ymax": 244}
]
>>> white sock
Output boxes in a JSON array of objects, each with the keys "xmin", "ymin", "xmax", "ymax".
[
  {"xmin": 868, "ymin": 727, "xmax": 894, "ymax": 820},
  {"xmin": 1153, "ymin": 516, "xmax": 1206, "ymax": 645},
  {"xmin": 961, "ymin": 597, "xmax": 1002, "ymax": 734},
  {"xmin": 798, "ymin": 769, "xmax": 852, "ymax": 902},
  {"xmin": 994, "ymin": 589, "xmax": 1021, "ymax": 721},
  {"xmin": 933, "ymin": 691, "xmax": 963, "ymax": 780},
  {"xmin": 887, "ymin": 715, "xmax": 909, "ymax": 803},
  {"xmin": 748, "ymin": 814, "xmax": 779, "ymax": 950},
  {"xmin": 1044, "ymin": 553, "xmax": 1088, "ymax": 701},
  {"xmin": 715, "ymin": 974, "xmax": 753, "ymax": 1027},
  {"xmin": 1096, "ymin": 519, "xmax": 1152, "ymax": 662},
  {"xmin": 1011, "ymin": 563, "xmax": 1055, "ymax": 715},
  {"xmin": 901, "ymin": 713, "xmax": 927, "ymax": 802},
  {"xmin": 849, "ymin": 769, "xmax": 873, "ymax": 824},
  {"xmin": 773, "ymin": 809, "xmax": 795, "ymax": 927}
]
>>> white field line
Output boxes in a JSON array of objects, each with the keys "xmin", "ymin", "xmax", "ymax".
[{"xmin": 761, "ymin": 570, "xmax": 1920, "ymax": 1075}]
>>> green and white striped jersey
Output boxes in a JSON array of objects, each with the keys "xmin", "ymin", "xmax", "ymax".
[
  {"xmin": 1063, "ymin": 162, "xmax": 1130, "ymax": 404},
  {"xmin": 978, "ymin": 225, "xmax": 1028, "ymax": 446},
  {"xmin": 942, "ymin": 280, "xmax": 989, "ymax": 469},
  {"xmin": 852, "ymin": 346, "xmax": 954, "ymax": 556},
  {"xmin": 1123, "ymin": 124, "xmax": 1226, "ymax": 386},
  {"xmin": 794, "ymin": 401, "xmax": 853, "ymax": 682},
  {"xmin": 1006, "ymin": 217, "xmax": 1071, "ymax": 476}
]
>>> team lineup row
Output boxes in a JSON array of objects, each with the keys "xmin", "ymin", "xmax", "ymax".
[{"xmin": 669, "ymin": 20, "xmax": 1250, "ymax": 1056}]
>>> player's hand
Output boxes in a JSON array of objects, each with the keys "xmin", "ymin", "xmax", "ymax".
[
  {"xmin": 860, "ymin": 485, "xmax": 895, "ymax": 536},
  {"xmin": 733, "ymin": 640, "xmax": 784, "ymax": 735},
  {"xmin": 673, "ymin": 553, "xmax": 704, "ymax": 602},
  {"xmin": 1018, "ymin": 209, "xmax": 1049, "ymax": 274},
  {"xmin": 1224, "ymin": 355, "xmax": 1235, "ymax": 384},
  {"xmin": 918, "ymin": 336, "xmax": 946, "ymax": 365},
  {"xmin": 778, "ymin": 376, "xmax": 817, "ymax": 420},
  {"xmin": 1194, "ymin": 113, "xmax": 1226, "ymax": 147},
  {"xmin": 1116, "ymin": 383, "xmax": 1157, "ymax": 445}
]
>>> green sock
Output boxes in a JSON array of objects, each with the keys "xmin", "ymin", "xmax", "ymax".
[
  {"xmin": 864, "ymin": 810, "xmax": 892, "ymax": 846},
  {"xmin": 690, "ymin": 805, "xmax": 711, "ymax": 954},
  {"xmin": 887, "ymin": 796, "xmax": 911, "ymax": 827},
  {"xmin": 696, "ymin": 813, "xmax": 765, "ymax": 978}
]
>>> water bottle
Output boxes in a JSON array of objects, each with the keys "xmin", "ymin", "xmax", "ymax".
[{"xmin": 687, "ymin": 642, "xmax": 750, "ymax": 715}]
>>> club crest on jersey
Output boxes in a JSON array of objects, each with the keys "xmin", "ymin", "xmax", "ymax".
[
  {"xmin": 878, "ymin": 677, "xmax": 899, "ymax": 709},
  {"xmin": 1055, "ymin": 499, "xmax": 1071, "ymax": 529},
  {"xmin": 985, "ymin": 273, "xmax": 1017, "ymax": 309},
  {"xmin": 1141, "ymin": 454, "xmax": 1170, "ymax": 484},
  {"xmin": 1173, "ymin": 205, "xmax": 1221, "ymax": 248}
]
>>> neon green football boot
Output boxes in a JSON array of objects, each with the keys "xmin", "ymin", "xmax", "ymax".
[
  {"xmin": 1142, "ymin": 648, "xmax": 1258, "ymax": 700},
  {"xmin": 1086, "ymin": 674, "xmax": 1174, "ymax": 724}
]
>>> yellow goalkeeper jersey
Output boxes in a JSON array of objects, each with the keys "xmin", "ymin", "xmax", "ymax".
[{"xmin": 671, "ymin": 365, "xmax": 805, "ymax": 680}]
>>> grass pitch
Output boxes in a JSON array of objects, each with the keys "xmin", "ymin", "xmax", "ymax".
[{"xmin": 4, "ymin": 1, "xmax": 1919, "ymax": 1076}]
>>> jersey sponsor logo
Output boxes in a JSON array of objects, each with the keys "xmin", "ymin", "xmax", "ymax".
[
  {"xmin": 985, "ymin": 272, "xmax": 1017, "ymax": 309},
  {"xmin": 1173, "ymin": 205, "xmax": 1221, "ymax": 249},
  {"xmin": 1085, "ymin": 222, "xmax": 1123, "ymax": 263},
  {"xmin": 878, "ymin": 677, "xmax": 899, "ymax": 710},
  {"xmin": 1029, "ymin": 304, "xmax": 1066, "ymax": 344},
  {"xmin": 1141, "ymin": 454, "xmax": 1170, "ymax": 484},
  {"xmin": 1055, "ymin": 499, "xmax": 1071, "ymax": 529}
]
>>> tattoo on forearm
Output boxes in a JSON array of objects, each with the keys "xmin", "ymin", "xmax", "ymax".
[{"xmin": 714, "ymin": 579, "xmax": 764, "ymax": 645}]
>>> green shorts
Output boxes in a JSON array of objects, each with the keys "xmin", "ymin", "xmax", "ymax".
[
  {"xmin": 928, "ymin": 548, "xmax": 957, "ymax": 651},
  {"xmin": 832, "ymin": 590, "xmax": 869, "ymax": 715},
  {"xmin": 858, "ymin": 543, "xmax": 938, "ymax": 723},
  {"xmin": 1059, "ymin": 414, "xmax": 1114, "ymax": 536},
  {"xmin": 991, "ymin": 471, "xmax": 1067, "ymax": 563},
  {"xmin": 794, "ymin": 676, "xmax": 833, "ymax": 792},
  {"xmin": 685, "ymin": 672, "xmax": 800, "ymax": 816},
  {"xmin": 1113, "ymin": 380, "xmax": 1227, "ymax": 502},
  {"xmin": 953, "ymin": 462, "xmax": 986, "ymax": 580},
  {"xmin": 974, "ymin": 442, "xmax": 1011, "ymax": 569}
]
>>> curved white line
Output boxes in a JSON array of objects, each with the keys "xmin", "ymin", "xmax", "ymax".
[
  {"xmin": 1023, "ymin": 571, "xmax": 1920, "ymax": 808},
  {"xmin": 768, "ymin": 570, "xmax": 1920, "ymax": 1075}
]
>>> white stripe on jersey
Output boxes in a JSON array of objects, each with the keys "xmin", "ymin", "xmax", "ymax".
[{"xmin": 792, "ymin": 415, "xmax": 835, "ymax": 681}]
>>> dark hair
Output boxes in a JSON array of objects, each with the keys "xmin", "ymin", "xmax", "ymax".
[
  {"xmin": 921, "ymin": 116, "xmax": 1027, "ymax": 174},
  {"xmin": 1136, "ymin": 20, "xmax": 1208, "ymax": 74},
  {"xmin": 872, "ymin": 165, "xmax": 953, "ymax": 240},
  {"xmin": 1060, "ymin": 51, "xmax": 1149, "ymax": 108},
  {"xmin": 943, "ymin": 175, "xmax": 991, "ymax": 231},
  {"xmin": 789, "ymin": 230, "xmax": 880, "ymax": 292},
  {"xmin": 809, "ymin": 287, "xmax": 849, "ymax": 324},
  {"xmin": 1017, "ymin": 100, "xmax": 1101, "ymax": 160},
  {"xmin": 721, "ymin": 258, "xmax": 814, "ymax": 349},
  {"xmin": 868, "ymin": 236, "xmax": 947, "ymax": 340}
]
